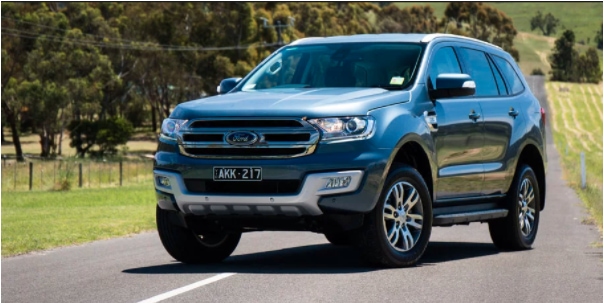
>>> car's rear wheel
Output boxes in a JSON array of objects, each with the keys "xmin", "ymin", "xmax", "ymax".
[
  {"xmin": 156, "ymin": 206, "xmax": 241, "ymax": 264},
  {"xmin": 489, "ymin": 164, "xmax": 540, "ymax": 250},
  {"xmin": 354, "ymin": 164, "xmax": 432, "ymax": 267}
]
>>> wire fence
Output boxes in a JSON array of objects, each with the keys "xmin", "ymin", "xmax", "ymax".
[{"xmin": 1, "ymin": 159, "xmax": 154, "ymax": 192}]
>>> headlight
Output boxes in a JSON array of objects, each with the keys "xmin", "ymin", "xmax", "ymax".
[
  {"xmin": 308, "ymin": 116, "xmax": 375, "ymax": 142},
  {"xmin": 160, "ymin": 119, "xmax": 188, "ymax": 140}
]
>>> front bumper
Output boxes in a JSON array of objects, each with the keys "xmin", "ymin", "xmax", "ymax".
[{"xmin": 155, "ymin": 170, "xmax": 364, "ymax": 216}]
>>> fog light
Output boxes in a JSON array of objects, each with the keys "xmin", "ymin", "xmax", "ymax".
[
  {"xmin": 157, "ymin": 176, "xmax": 171, "ymax": 188},
  {"xmin": 324, "ymin": 176, "xmax": 352, "ymax": 189}
]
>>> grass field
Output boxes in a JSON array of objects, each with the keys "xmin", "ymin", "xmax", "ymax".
[
  {"xmin": 1, "ymin": 184, "xmax": 157, "ymax": 256},
  {"xmin": 545, "ymin": 81, "xmax": 603, "ymax": 230}
]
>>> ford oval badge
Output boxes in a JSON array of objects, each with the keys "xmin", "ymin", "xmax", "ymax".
[{"xmin": 226, "ymin": 131, "xmax": 258, "ymax": 146}]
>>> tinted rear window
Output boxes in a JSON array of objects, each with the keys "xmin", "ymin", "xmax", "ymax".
[{"xmin": 491, "ymin": 55, "xmax": 525, "ymax": 95}]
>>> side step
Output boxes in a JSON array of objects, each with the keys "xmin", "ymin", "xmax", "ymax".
[{"xmin": 433, "ymin": 209, "xmax": 508, "ymax": 226}]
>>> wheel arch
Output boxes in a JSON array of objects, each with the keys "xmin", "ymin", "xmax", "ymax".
[
  {"xmin": 385, "ymin": 134, "xmax": 436, "ymax": 203},
  {"xmin": 516, "ymin": 143, "xmax": 546, "ymax": 210}
]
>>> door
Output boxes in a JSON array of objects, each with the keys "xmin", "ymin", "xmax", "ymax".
[
  {"xmin": 428, "ymin": 45, "xmax": 485, "ymax": 200},
  {"xmin": 456, "ymin": 48, "xmax": 525, "ymax": 196},
  {"xmin": 479, "ymin": 53, "xmax": 527, "ymax": 195}
]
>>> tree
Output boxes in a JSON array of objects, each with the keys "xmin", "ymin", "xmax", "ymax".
[
  {"xmin": 550, "ymin": 30, "xmax": 601, "ymax": 83},
  {"xmin": 1, "ymin": 2, "xmax": 43, "ymax": 161},
  {"xmin": 575, "ymin": 48, "xmax": 602, "ymax": 83},
  {"xmin": 443, "ymin": 2, "xmax": 519, "ymax": 61},
  {"xmin": 549, "ymin": 30, "xmax": 578, "ymax": 82},
  {"xmin": 530, "ymin": 11, "xmax": 560, "ymax": 36},
  {"xmin": 377, "ymin": 4, "xmax": 439, "ymax": 34}
]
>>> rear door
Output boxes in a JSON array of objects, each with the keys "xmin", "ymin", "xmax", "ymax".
[
  {"xmin": 428, "ymin": 44, "xmax": 485, "ymax": 200},
  {"xmin": 457, "ymin": 48, "xmax": 526, "ymax": 196}
]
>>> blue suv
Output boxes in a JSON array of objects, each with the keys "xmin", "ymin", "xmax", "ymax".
[{"xmin": 153, "ymin": 33, "xmax": 547, "ymax": 267}]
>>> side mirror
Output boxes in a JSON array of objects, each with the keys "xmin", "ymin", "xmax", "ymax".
[
  {"xmin": 429, "ymin": 73, "xmax": 476, "ymax": 100},
  {"xmin": 217, "ymin": 77, "xmax": 242, "ymax": 95}
]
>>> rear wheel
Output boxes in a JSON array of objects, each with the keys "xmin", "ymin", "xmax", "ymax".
[
  {"xmin": 156, "ymin": 206, "xmax": 241, "ymax": 264},
  {"xmin": 489, "ymin": 164, "xmax": 540, "ymax": 250},
  {"xmin": 354, "ymin": 164, "xmax": 432, "ymax": 267}
]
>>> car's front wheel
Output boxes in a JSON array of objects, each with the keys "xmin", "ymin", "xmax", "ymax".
[
  {"xmin": 354, "ymin": 164, "xmax": 432, "ymax": 267},
  {"xmin": 156, "ymin": 206, "xmax": 241, "ymax": 264}
]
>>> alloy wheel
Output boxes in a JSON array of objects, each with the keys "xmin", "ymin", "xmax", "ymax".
[
  {"xmin": 518, "ymin": 178, "xmax": 536, "ymax": 237},
  {"xmin": 382, "ymin": 181, "xmax": 424, "ymax": 252}
]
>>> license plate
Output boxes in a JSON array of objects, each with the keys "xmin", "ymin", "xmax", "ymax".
[{"xmin": 213, "ymin": 167, "xmax": 262, "ymax": 181}]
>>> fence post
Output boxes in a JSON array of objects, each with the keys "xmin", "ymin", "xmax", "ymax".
[
  {"xmin": 2, "ymin": 155, "xmax": 6, "ymax": 167},
  {"xmin": 119, "ymin": 160, "xmax": 123, "ymax": 187},
  {"xmin": 79, "ymin": 163, "xmax": 83, "ymax": 188},
  {"xmin": 580, "ymin": 152, "xmax": 586, "ymax": 189},
  {"xmin": 14, "ymin": 162, "xmax": 17, "ymax": 190},
  {"xmin": 29, "ymin": 162, "xmax": 33, "ymax": 191}
]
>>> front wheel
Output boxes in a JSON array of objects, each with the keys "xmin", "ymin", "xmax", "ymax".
[
  {"xmin": 354, "ymin": 164, "xmax": 432, "ymax": 267},
  {"xmin": 488, "ymin": 164, "xmax": 541, "ymax": 250},
  {"xmin": 156, "ymin": 206, "xmax": 241, "ymax": 264}
]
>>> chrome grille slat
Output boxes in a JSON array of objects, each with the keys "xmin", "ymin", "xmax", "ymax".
[{"xmin": 178, "ymin": 118, "xmax": 319, "ymax": 159}]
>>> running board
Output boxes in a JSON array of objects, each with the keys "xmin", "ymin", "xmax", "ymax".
[{"xmin": 433, "ymin": 209, "xmax": 508, "ymax": 226}]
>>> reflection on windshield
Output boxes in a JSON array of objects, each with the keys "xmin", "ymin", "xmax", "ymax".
[{"xmin": 241, "ymin": 43, "xmax": 424, "ymax": 91}]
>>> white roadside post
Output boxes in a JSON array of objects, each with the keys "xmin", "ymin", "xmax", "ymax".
[{"xmin": 580, "ymin": 152, "xmax": 586, "ymax": 189}]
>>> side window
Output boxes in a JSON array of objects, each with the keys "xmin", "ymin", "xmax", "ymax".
[
  {"xmin": 429, "ymin": 47, "xmax": 461, "ymax": 89},
  {"xmin": 457, "ymin": 48, "xmax": 499, "ymax": 96},
  {"xmin": 491, "ymin": 55, "xmax": 525, "ymax": 95},
  {"xmin": 488, "ymin": 56, "xmax": 508, "ymax": 95}
]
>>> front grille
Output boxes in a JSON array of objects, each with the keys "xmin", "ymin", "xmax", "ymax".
[
  {"xmin": 182, "ymin": 133, "xmax": 311, "ymax": 143},
  {"xmin": 263, "ymin": 133, "xmax": 311, "ymax": 142},
  {"xmin": 184, "ymin": 179, "xmax": 301, "ymax": 195},
  {"xmin": 190, "ymin": 120, "xmax": 303, "ymax": 128},
  {"xmin": 183, "ymin": 147, "xmax": 307, "ymax": 157},
  {"xmin": 182, "ymin": 134, "xmax": 223, "ymax": 142},
  {"xmin": 179, "ymin": 118, "xmax": 318, "ymax": 159}
]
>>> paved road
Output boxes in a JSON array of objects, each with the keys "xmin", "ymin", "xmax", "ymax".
[{"xmin": 2, "ymin": 77, "xmax": 602, "ymax": 302}]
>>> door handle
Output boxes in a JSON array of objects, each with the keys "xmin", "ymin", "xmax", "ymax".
[
  {"xmin": 509, "ymin": 107, "xmax": 519, "ymax": 118},
  {"xmin": 469, "ymin": 111, "xmax": 481, "ymax": 121}
]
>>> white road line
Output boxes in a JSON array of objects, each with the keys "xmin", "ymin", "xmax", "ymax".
[{"xmin": 137, "ymin": 273, "xmax": 236, "ymax": 303}]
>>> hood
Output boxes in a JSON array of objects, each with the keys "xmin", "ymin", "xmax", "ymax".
[{"xmin": 171, "ymin": 87, "xmax": 410, "ymax": 119}]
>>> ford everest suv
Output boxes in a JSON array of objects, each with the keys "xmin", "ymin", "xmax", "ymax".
[{"xmin": 153, "ymin": 33, "xmax": 546, "ymax": 267}]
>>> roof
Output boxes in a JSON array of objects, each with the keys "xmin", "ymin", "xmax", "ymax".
[{"xmin": 290, "ymin": 33, "xmax": 502, "ymax": 50}]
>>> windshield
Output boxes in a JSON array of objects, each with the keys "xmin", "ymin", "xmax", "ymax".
[{"xmin": 240, "ymin": 43, "xmax": 424, "ymax": 91}]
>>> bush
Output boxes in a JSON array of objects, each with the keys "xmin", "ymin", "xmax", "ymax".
[
  {"xmin": 531, "ymin": 68, "xmax": 545, "ymax": 76},
  {"xmin": 67, "ymin": 118, "xmax": 134, "ymax": 157},
  {"xmin": 96, "ymin": 118, "xmax": 134, "ymax": 155}
]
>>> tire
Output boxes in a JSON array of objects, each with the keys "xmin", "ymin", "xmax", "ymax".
[
  {"xmin": 488, "ymin": 164, "xmax": 541, "ymax": 250},
  {"xmin": 324, "ymin": 231, "xmax": 352, "ymax": 246},
  {"xmin": 156, "ymin": 206, "xmax": 241, "ymax": 264},
  {"xmin": 353, "ymin": 164, "xmax": 432, "ymax": 267}
]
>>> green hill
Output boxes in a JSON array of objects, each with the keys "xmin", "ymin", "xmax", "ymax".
[
  {"xmin": 393, "ymin": 2, "xmax": 603, "ymax": 75},
  {"xmin": 394, "ymin": 2, "xmax": 602, "ymax": 45}
]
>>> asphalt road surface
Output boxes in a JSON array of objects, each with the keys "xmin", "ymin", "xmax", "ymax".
[{"xmin": 2, "ymin": 77, "xmax": 602, "ymax": 303}]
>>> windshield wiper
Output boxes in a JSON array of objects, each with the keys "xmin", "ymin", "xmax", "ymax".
[{"xmin": 370, "ymin": 84, "xmax": 404, "ymax": 90}]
